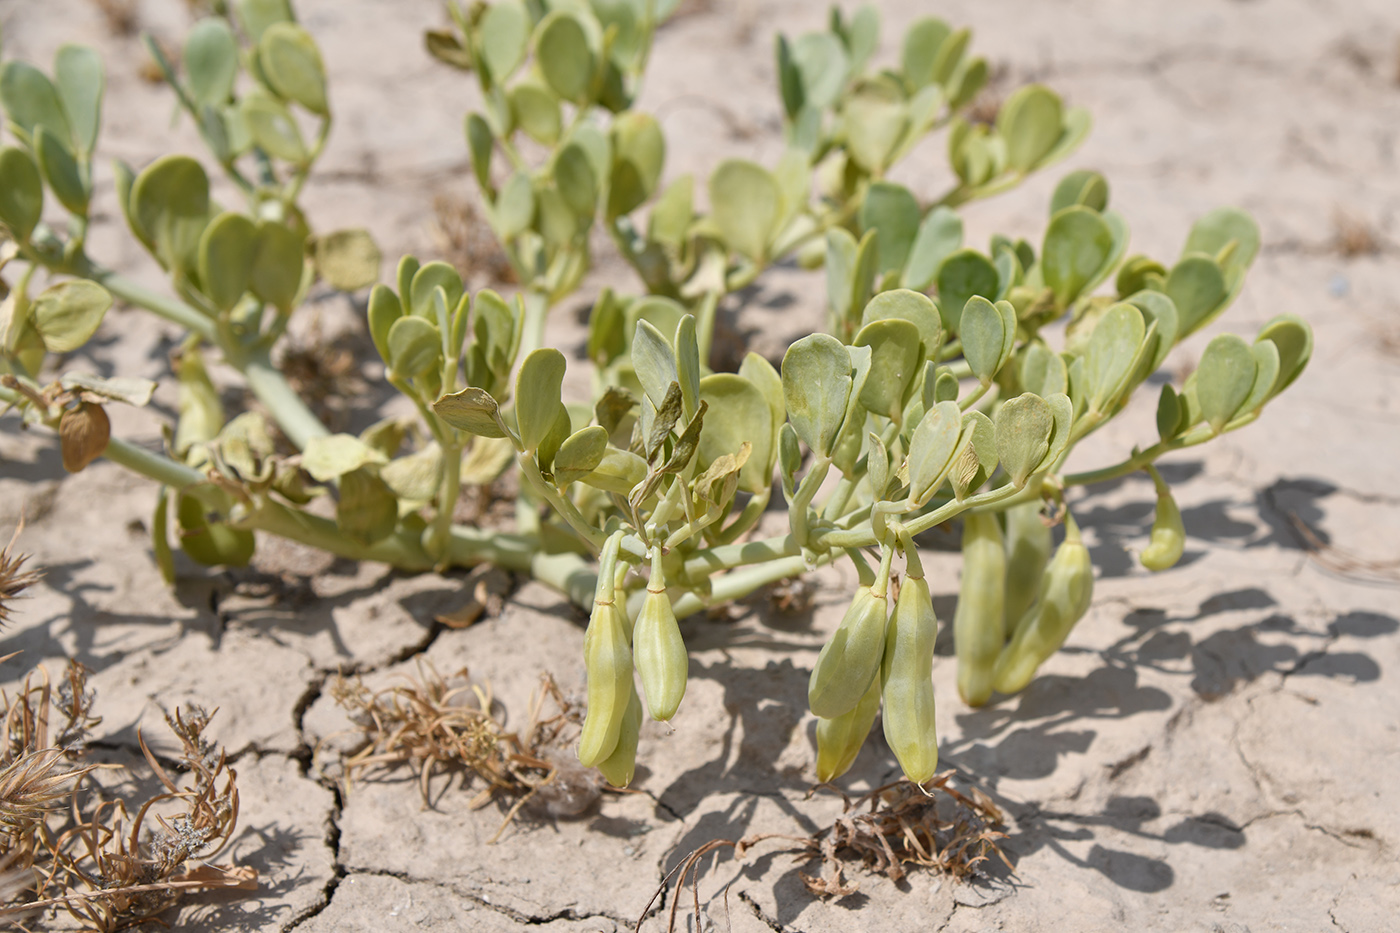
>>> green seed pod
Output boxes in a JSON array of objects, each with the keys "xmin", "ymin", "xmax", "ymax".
[
  {"xmin": 1003, "ymin": 499, "xmax": 1051, "ymax": 638},
  {"xmin": 1139, "ymin": 467, "xmax": 1185, "ymax": 572},
  {"xmin": 633, "ymin": 587, "xmax": 688, "ymax": 721},
  {"xmin": 992, "ymin": 514, "xmax": 1094, "ymax": 696},
  {"xmin": 808, "ymin": 583, "xmax": 890, "ymax": 720},
  {"xmin": 815, "ymin": 672, "xmax": 882, "ymax": 783},
  {"xmin": 596, "ymin": 681, "xmax": 642, "ymax": 787},
  {"xmin": 577, "ymin": 599, "xmax": 634, "ymax": 767},
  {"xmin": 953, "ymin": 511, "xmax": 1006, "ymax": 707},
  {"xmin": 881, "ymin": 574, "xmax": 939, "ymax": 783}
]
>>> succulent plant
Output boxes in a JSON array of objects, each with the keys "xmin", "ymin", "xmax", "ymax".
[{"xmin": 0, "ymin": 0, "xmax": 1312, "ymax": 788}]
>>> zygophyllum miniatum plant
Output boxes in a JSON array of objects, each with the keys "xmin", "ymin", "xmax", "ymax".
[{"xmin": 0, "ymin": 0, "xmax": 1313, "ymax": 789}]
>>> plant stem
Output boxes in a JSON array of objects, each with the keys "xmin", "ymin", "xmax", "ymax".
[
  {"xmin": 87, "ymin": 269, "xmax": 217, "ymax": 342},
  {"xmin": 681, "ymin": 534, "xmax": 799, "ymax": 583},
  {"xmin": 102, "ymin": 437, "xmax": 204, "ymax": 488},
  {"xmin": 427, "ymin": 441, "xmax": 463, "ymax": 567},
  {"xmin": 242, "ymin": 347, "xmax": 331, "ymax": 449},
  {"xmin": 515, "ymin": 289, "xmax": 551, "ymax": 365}
]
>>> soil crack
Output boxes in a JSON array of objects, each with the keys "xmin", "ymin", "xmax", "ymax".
[{"xmin": 737, "ymin": 888, "xmax": 795, "ymax": 933}]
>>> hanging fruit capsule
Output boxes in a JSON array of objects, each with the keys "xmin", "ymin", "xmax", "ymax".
[
  {"xmin": 577, "ymin": 599, "xmax": 634, "ymax": 767},
  {"xmin": 953, "ymin": 511, "xmax": 1006, "ymax": 707},
  {"xmin": 597, "ymin": 681, "xmax": 642, "ymax": 788},
  {"xmin": 815, "ymin": 673, "xmax": 882, "ymax": 783},
  {"xmin": 578, "ymin": 534, "xmax": 635, "ymax": 768},
  {"xmin": 808, "ymin": 547, "xmax": 893, "ymax": 720},
  {"xmin": 633, "ymin": 548, "xmax": 689, "ymax": 721},
  {"xmin": 1003, "ymin": 498, "xmax": 1051, "ymax": 638},
  {"xmin": 1139, "ymin": 466, "xmax": 1185, "ymax": 571},
  {"xmin": 992, "ymin": 512, "xmax": 1094, "ymax": 695},
  {"xmin": 881, "ymin": 561, "xmax": 939, "ymax": 783}
]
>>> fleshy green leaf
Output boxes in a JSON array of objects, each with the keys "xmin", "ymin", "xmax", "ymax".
[
  {"xmin": 177, "ymin": 493, "xmax": 254, "ymax": 566},
  {"xmin": 1195, "ymin": 333, "xmax": 1255, "ymax": 433},
  {"xmin": 782, "ymin": 333, "xmax": 852, "ymax": 457},
  {"xmin": 1166, "ymin": 255, "xmax": 1227, "ymax": 337},
  {"xmin": 854, "ymin": 318, "xmax": 922, "ymax": 422},
  {"xmin": 0, "ymin": 146, "xmax": 43, "ymax": 240},
  {"xmin": 302, "ymin": 432, "xmax": 387, "ymax": 482},
  {"xmin": 516, "ymin": 348, "xmax": 567, "ymax": 454},
  {"xmin": 314, "ymin": 228, "xmax": 381, "ymax": 291},
  {"xmin": 235, "ymin": 0, "xmax": 294, "ymax": 44},
  {"xmin": 536, "ymin": 12, "xmax": 596, "ymax": 104},
  {"xmin": 793, "ymin": 32, "xmax": 849, "ymax": 108},
  {"xmin": 959, "ymin": 296, "xmax": 1007, "ymax": 384},
  {"xmin": 433, "ymin": 387, "xmax": 511, "ymax": 439},
  {"xmin": 242, "ymin": 91, "xmax": 307, "ymax": 162},
  {"xmin": 198, "ymin": 212, "xmax": 257, "ymax": 311},
  {"xmin": 997, "ymin": 84, "xmax": 1062, "ymax": 174},
  {"xmin": 34, "ymin": 126, "xmax": 87, "ymax": 216},
  {"xmin": 699, "ymin": 373, "xmax": 773, "ymax": 494},
  {"xmin": 54, "ymin": 45, "xmax": 104, "ymax": 155},
  {"xmin": 861, "ymin": 289, "xmax": 942, "ymax": 359},
  {"xmin": 0, "ymin": 61, "xmax": 73, "ymax": 147},
  {"xmin": 1019, "ymin": 342, "xmax": 1067, "ymax": 398},
  {"xmin": 509, "ymin": 80, "xmax": 562, "ymax": 145},
  {"xmin": 31, "ymin": 280, "xmax": 112, "ymax": 353},
  {"xmin": 936, "ymin": 248, "xmax": 998, "ymax": 335},
  {"xmin": 260, "ymin": 22, "xmax": 328, "ymax": 114},
  {"xmin": 859, "ymin": 181, "xmax": 920, "ymax": 276},
  {"xmin": 1050, "ymin": 169, "xmax": 1108, "ymax": 215},
  {"xmin": 902, "ymin": 206, "xmax": 962, "ymax": 291},
  {"xmin": 249, "ymin": 221, "xmax": 306, "ymax": 312},
  {"xmin": 479, "ymin": 0, "xmax": 530, "ymax": 84},
  {"xmin": 185, "ymin": 18, "xmax": 240, "ymax": 107},
  {"xmin": 907, "ymin": 400, "xmax": 961, "ymax": 506},
  {"xmin": 994, "ymin": 392, "xmax": 1053, "ymax": 489},
  {"xmin": 337, "ymin": 467, "xmax": 398, "ymax": 545},
  {"xmin": 386, "ymin": 316, "xmax": 441, "ymax": 378},
  {"xmin": 553, "ymin": 425, "xmax": 609, "ymax": 485},
  {"xmin": 1042, "ymin": 206, "xmax": 1113, "ymax": 308},
  {"xmin": 1255, "ymin": 314, "xmax": 1312, "ymax": 399},
  {"xmin": 709, "ymin": 159, "xmax": 780, "ymax": 262}
]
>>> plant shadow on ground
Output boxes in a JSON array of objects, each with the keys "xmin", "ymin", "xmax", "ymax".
[
  {"xmin": 0, "ymin": 552, "xmax": 481, "ymax": 701},
  {"xmin": 653, "ymin": 468, "xmax": 1396, "ymax": 916}
]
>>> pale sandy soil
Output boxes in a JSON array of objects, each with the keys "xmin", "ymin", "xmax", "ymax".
[{"xmin": 2, "ymin": 0, "xmax": 1400, "ymax": 930}]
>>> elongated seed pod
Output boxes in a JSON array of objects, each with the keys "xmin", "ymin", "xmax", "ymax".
[
  {"xmin": 1003, "ymin": 499, "xmax": 1051, "ymax": 638},
  {"xmin": 992, "ymin": 516, "xmax": 1094, "ymax": 695},
  {"xmin": 808, "ymin": 585, "xmax": 889, "ymax": 719},
  {"xmin": 1140, "ymin": 469, "xmax": 1185, "ymax": 571},
  {"xmin": 815, "ymin": 672, "xmax": 883, "ymax": 783},
  {"xmin": 634, "ymin": 588, "xmax": 688, "ymax": 720},
  {"xmin": 597, "ymin": 681, "xmax": 642, "ymax": 787},
  {"xmin": 881, "ymin": 575, "xmax": 939, "ymax": 782},
  {"xmin": 954, "ymin": 512, "xmax": 1006, "ymax": 707},
  {"xmin": 577, "ymin": 600, "xmax": 634, "ymax": 767}
]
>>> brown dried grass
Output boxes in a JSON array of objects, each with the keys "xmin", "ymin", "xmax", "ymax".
[{"xmin": 0, "ymin": 660, "xmax": 254, "ymax": 931}]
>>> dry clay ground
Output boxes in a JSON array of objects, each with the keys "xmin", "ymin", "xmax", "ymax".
[{"xmin": 2, "ymin": 0, "xmax": 1400, "ymax": 930}]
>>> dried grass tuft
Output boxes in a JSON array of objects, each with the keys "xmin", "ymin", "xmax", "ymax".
[
  {"xmin": 0, "ymin": 660, "xmax": 254, "ymax": 931},
  {"xmin": 638, "ymin": 772, "xmax": 1012, "ymax": 932},
  {"xmin": 0, "ymin": 523, "xmax": 42, "ymax": 631},
  {"xmin": 331, "ymin": 663, "xmax": 586, "ymax": 842},
  {"xmin": 431, "ymin": 194, "xmax": 517, "ymax": 287},
  {"xmin": 87, "ymin": 0, "xmax": 139, "ymax": 36},
  {"xmin": 1333, "ymin": 209, "xmax": 1380, "ymax": 258}
]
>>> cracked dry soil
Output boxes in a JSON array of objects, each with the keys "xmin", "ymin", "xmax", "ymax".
[{"xmin": 4, "ymin": 0, "xmax": 1400, "ymax": 930}]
